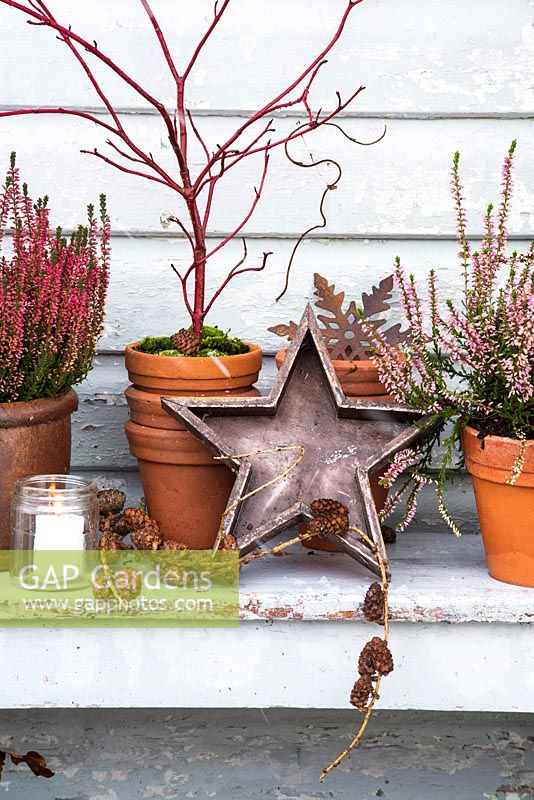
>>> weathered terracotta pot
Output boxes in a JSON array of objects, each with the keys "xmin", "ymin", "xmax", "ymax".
[
  {"xmin": 124, "ymin": 343, "xmax": 262, "ymax": 549},
  {"xmin": 275, "ymin": 349, "xmax": 391, "ymax": 399},
  {"xmin": 275, "ymin": 348, "xmax": 390, "ymax": 551},
  {"xmin": 0, "ymin": 390, "xmax": 78, "ymax": 550},
  {"xmin": 462, "ymin": 425, "xmax": 534, "ymax": 587}
]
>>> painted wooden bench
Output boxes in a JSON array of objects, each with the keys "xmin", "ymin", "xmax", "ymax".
[{"xmin": 1, "ymin": 520, "xmax": 532, "ymax": 712}]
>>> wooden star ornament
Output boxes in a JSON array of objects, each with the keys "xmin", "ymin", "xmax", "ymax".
[{"xmin": 162, "ymin": 306, "xmax": 423, "ymax": 577}]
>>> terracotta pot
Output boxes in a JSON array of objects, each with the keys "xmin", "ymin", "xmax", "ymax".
[
  {"xmin": 462, "ymin": 425, "xmax": 534, "ymax": 587},
  {"xmin": 0, "ymin": 390, "xmax": 78, "ymax": 550},
  {"xmin": 275, "ymin": 348, "xmax": 390, "ymax": 551},
  {"xmin": 124, "ymin": 342, "xmax": 262, "ymax": 549},
  {"xmin": 275, "ymin": 349, "xmax": 392, "ymax": 399}
]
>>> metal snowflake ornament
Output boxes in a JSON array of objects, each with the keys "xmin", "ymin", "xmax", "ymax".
[
  {"xmin": 162, "ymin": 306, "xmax": 422, "ymax": 577},
  {"xmin": 269, "ymin": 273, "xmax": 411, "ymax": 361}
]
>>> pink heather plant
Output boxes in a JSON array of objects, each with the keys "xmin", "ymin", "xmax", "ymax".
[
  {"xmin": 0, "ymin": 153, "xmax": 110, "ymax": 402},
  {"xmin": 365, "ymin": 141, "xmax": 534, "ymax": 534}
]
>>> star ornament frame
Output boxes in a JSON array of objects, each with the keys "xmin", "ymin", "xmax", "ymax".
[{"xmin": 162, "ymin": 306, "xmax": 423, "ymax": 577}]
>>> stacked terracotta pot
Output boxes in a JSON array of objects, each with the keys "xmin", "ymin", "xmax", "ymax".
[{"xmin": 124, "ymin": 344, "xmax": 262, "ymax": 549}]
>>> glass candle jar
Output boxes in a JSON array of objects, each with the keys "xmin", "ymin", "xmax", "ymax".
[{"xmin": 11, "ymin": 475, "xmax": 99, "ymax": 551}]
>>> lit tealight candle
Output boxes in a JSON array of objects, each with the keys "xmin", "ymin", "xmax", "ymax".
[{"xmin": 34, "ymin": 483, "xmax": 86, "ymax": 551}]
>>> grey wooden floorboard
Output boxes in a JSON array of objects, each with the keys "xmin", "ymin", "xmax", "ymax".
[{"xmin": 0, "ymin": 709, "xmax": 533, "ymax": 799}]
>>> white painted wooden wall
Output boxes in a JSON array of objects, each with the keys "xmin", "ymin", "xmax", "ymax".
[{"xmin": 1, "ymin": 0, "xmax": 533, "ymax": 468}]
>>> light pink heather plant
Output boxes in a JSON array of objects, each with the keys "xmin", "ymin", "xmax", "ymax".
[
  {"xmin": 0, "ymin": 153, "xmax": 110, "ymax": 402},
  {"xmin": 366, "ymin": 141, "xmax": 534, "ymax": 534}
]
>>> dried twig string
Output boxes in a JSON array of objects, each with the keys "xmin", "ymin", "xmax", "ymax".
[
  {"xmin": 96, "ymin": 512, "xmax": 125, "ymax": 605},
  {"xmin": 236, "ymin": 507, "xmax": 391, "ymax": 779},
  {"xmin": 214, "ymin": 478, "xmax": 391, "ymax": 781},
  {"xmin": 240, "ymin": 526, "xmax": 320, "ymax": 565},
  {"xmin": 276, "ymin": 126, "xmax": 342, "ymax": 302},
  {"xmin": 213, "ymin": 445, "xmax": 306, "ymax": 552},
  {"xmin": 320, "ymin": 523, "xmax": 389, "ymax": 781},
  {"xmin": 275, "ymin": 121, "xmax": 386, "ymax": 303},
  {"xmin": 98, "ymin": 546, "xmax": 122, "ymax": 604}
]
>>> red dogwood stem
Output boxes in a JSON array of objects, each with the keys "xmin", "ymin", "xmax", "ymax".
[{"xmin": 0, "ymin": 0, "xmax": 366, "ymax": 336}]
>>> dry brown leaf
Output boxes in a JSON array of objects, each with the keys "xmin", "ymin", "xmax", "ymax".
[
  {"xmin": 267, "ymin": 321, "xmax": 299, "ymax": 341},
  {"xmin": 0, "ymin": 749, "xmax": 54, "ymax": 780}
]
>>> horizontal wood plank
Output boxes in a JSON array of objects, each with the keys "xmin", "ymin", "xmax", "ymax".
[
  {"xmin": 0, "ymin": 0, "xmax": 531, "ymax": 113},
  {"xmin": 0, "ymin": 116, "xmax": 531, "ymax": 236},
  {"xmin": 0, "ymin": 708, "xmax": 532, "ymax": 798},
  {"xmin": 4, "ymin": 526, "xmax": 534, "ymax": 712},
  {"xmin": 3, "ymin": 620, "xmax": 533, "ymax": 711},
  {"xmin": 72, "ymin": 237, "xmax": 531, "ymax": 351},
  {"xmin": 240, "ymin": 533, "xmax": 529, "ymax": 625}
]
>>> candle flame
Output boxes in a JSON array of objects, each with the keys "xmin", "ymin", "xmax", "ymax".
[{"xmin": 48, "ymin": 482, "xmax": 64, "ymax": 512}]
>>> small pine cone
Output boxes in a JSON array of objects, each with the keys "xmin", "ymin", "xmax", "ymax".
[
  {"xmin": 92, "ymin": 569, "xmax": 141, "ymax": 601},
  {"xmin": 131, "ymin": 525, "xmax": 164, "ymax": 551},
  {"xmin": 117, "ymin": 507, "xmax": 164, "ymax": 549},
  {"xmin": 110, "ymin": 515, "xmax": 133, "ymax": 538},
  {"xmin": 170, "ymin": 328, "xmax": 201, "ymax": 356},
  {"xmin": 97, "ymin": 489, "xmax": 126, "ymax": 518},
  {"xmin": 114, "ymin": 568, "xmax": 142, "ymax": 601},
  {"xmin": 309, "ymin": 498, "xmax": 349, "ymax": 537},
  {"xmin": 92, "ymin": 581, "xmax": 113, "ymax": 600},
  {"xmin": 220, "ymin": 533, "xmax": 238, "ymax": 551},
  {"xmin": 350, "ymin": 675, "xmax": 375, "ymax": 711},
  {"xmin": 381, "ymin": 525, "xmax": 397, "ymax": 545},
  {"xmin": 162, "ymin": 540, "xmax": 188, "ymax": 551},
  {"xmin": 302, "ymin": 519, "xmax": 324, "ymax": 539},
  {"xmin": 372, "ymin": 639, "xmax": 394, "ymax": 676},
  {"xmin": 99, "ymin": 530, "xmax": 127, "ymax": 551},
  {"xmin": 158, "ymin": 539, "xmax": 188, "ymax": 569},
  {"xmin": 363, "ymin": 582, "xmax": 385, "ymax": 624},
  {"xmin": 358, "ymin": 636, "xmax": 394, "ymax": 677},
  {"xmin": 358, "ymin": 638, "xmax": 378, "ymax": 677},
  {"xmin": 121, "ymin": 507, "xmax": 152, "ymax": 530},
  {"xmin": 316, "ymin": 511, "xmax": 349, "ymax": 537},
  {"xmin": 310, "ymin": 498, "xmax": 349, "ymax": 519}
]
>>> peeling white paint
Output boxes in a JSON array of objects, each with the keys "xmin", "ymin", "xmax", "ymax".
[
  {"xmin": 238, "ymin": 35, "xmax": 257, "ymax": 62},
  {"xmin": 0, "ymin": 0, "xmax": 531, "ymax": 113},
  {"xmin": 2, "ymin": 115, "xmax": 532, "ymax": 239},
  {"xmin": 193, "ymin": 68, "xmax": 208, "ymax": 88}
]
